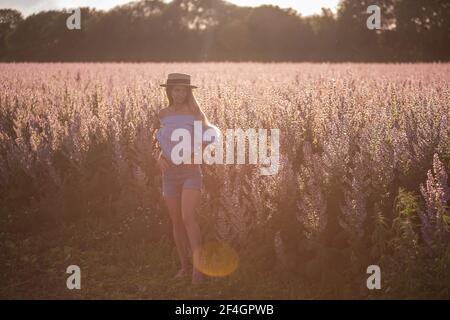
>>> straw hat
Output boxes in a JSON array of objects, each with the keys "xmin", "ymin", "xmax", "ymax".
[{"xmin": 160, "ymin": 73, "xmax": 198, "ymax": 88}]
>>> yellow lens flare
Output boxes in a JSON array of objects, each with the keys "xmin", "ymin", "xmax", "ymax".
[{"xmin": 193, "ymin": 241, "xmax": 239, "ymax": 277}]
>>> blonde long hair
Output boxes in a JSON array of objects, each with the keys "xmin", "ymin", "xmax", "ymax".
[
  {"xmin": 165, "ymin": 86, "xmax": 214, "ymax": 129},
  {"xmin": 187, "ymin": 90, "xmax": 213, "ymax": 129}
]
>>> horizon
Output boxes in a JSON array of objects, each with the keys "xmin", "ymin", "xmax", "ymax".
[{"xmin": 0, "ymin": 0, "xmax": 339, "ymax": 17}]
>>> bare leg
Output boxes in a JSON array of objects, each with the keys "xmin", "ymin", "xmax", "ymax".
[
  {"xmin": 164, "ymin": 195, "xmax": 191, "ymax": 278},
  {"xmin": 181, "ymin": 188, "xmax": 205, "ymax": 284}
]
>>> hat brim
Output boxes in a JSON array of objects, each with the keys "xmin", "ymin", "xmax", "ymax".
[{"xmin": 160, "ymin": 84, "xmax": 198, "ymax": 89}]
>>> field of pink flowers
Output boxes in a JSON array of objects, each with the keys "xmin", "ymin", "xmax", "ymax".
[{"xmin": 0, "ymin": 63, "xmax": 449, "ymax": 299}]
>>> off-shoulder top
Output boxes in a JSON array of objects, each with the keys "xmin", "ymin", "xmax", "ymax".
[{"xmin": 156, "ymin": 114, "xmax": 220, "ymax": 164}]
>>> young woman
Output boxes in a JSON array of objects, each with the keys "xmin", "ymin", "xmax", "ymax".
[{"xmin": 154, "ymin": 73, "xmax": 218, "ymax": 285}]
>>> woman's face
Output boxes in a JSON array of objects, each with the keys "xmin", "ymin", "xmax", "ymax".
[{"xmin": 170, "ymin": 85, "xmax": 189, "ymax": 105}]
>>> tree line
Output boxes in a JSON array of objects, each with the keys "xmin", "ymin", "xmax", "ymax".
[{"xmin": 0, "ymin": 0, "xmax": 449, "ymax": 62}]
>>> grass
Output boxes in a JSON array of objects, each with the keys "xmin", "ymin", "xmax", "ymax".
[{"xmin": 0, "ymin": 214, "xmax": 311, "ymax": 300}]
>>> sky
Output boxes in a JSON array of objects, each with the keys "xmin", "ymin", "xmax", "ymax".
[{"xmin": 0, "ymin": 0, "xmax": 339, "ymax": 17}]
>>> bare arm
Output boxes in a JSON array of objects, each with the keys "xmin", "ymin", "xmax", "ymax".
[
  {"xmin": 153, "ymin": 109, "xmax": 169, "ymax": 171},
  {"xmin": 152, "ymin": 112, "xmax": 161, "ymax": 159}
]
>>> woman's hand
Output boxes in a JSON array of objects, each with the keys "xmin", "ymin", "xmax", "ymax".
[{"xmin": 157, "ymin": 151, "xmax": 170, "ymax": 172}]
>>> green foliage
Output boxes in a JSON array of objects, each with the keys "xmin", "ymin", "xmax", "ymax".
[{"xmin": 1, "ymin": 0, "xmax": 450, "ymax": 62}]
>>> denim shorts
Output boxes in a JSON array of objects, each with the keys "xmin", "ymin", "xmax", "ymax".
[{"xmin": 162, "ymin": 164, "xmax": 203, "ymax": 197}]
